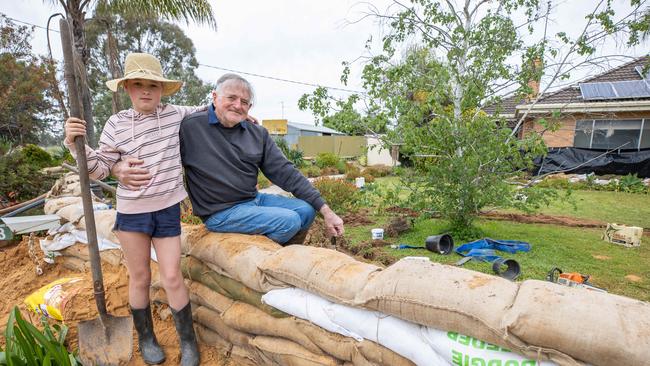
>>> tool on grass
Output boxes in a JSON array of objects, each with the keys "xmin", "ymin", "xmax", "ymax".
[
  {"xmin": 454, "ymin": 238, "xmax": 530, "ymax": 280},
  {"xmin": 546, "ymin": 267, "xmax": 607, "ymax": 293},
  {"xmin": 390, "ymin": 234, "xmax": 454, "ymax": 255},
  {"xmin": 60, "ymin": 18, "xmax": 133, "ymax": 365}
]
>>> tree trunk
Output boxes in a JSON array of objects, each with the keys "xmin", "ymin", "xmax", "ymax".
[
  {"xmin": 67, "ymin": 5, "xmax": 97, "ymax": 147},
  {"xmin": 106, "ymin": 27, "xmax": 123, "ymax": 114}
]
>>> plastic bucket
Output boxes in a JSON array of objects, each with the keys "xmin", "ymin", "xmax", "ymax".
[
  {"xmin": 371, "ymin": 228, "xmax": 384, "ymax": 240},
  {"xmin": 355, "ymin": 177, "xmax": 365, "ymax": 188}
]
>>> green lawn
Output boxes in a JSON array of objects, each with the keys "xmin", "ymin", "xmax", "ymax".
[{"xmin": 344, "ymin": 177, "xmax": 650, "ymax": 301}]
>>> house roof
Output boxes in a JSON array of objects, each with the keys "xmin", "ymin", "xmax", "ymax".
[
  {"xmin": 287, "ymin": 122, "xmax": 345, "ymax": 135},
  {"xmin": 485, "ymin": 56, "xmax": 650, "ymax": 121}
]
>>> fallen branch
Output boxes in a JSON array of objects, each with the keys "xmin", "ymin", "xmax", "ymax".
[{"xmin": 62, "ymin": 163, "xmax": 117, "ymax": 194}]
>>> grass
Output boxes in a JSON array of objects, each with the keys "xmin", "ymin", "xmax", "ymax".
[{"xmin": 343, "ymin": 177, "xmax": 650, "ymax": 301}]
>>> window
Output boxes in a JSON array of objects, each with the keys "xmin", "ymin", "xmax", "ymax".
[{"xmin": 574, "ymin": 119, "xmax": 646, "ymax": 150}]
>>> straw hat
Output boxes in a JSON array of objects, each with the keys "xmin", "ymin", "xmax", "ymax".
[{"xmin": 105, "ymin": 53, "xmax": 183, "ymax": 96}]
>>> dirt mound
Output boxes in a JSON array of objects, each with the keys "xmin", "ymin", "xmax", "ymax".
[
  {"xmin": 0, "ymin": 237, "xmax": 229, "ymax": 365},
  {"xmin": 481, "ymin": 211, "xmax": 606, "ymax": 227}
]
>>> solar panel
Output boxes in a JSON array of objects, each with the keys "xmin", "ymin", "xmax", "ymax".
[
  {"xmin": 580, "ymin": 79, "xmax": 650, "ymax": 100},
  {"xmin": 580, "ymin": 82, "xmax": 616, "ymax": 100},
  {"xmin": 611, "ymin": 80, "xmax": 650, "ymax": 98},
  {"xmin": 635, "ymin": 66, "xmax": 650, "ymax": 80}
]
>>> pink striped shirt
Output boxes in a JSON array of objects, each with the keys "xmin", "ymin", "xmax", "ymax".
[{"xmin": 66, "ymin": 104, "xmax": 206, "ymax": 214}]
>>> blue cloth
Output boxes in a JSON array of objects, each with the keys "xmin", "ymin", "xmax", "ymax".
[
  {"xmin": 204, "ymin": 192, "xmax": 316, "ymax": 244},
  {"xmin": 113, "ymin": 202, "xmax": 181, "ymax": 238},
  {"xmin": 455, "ymin": 238, "xmax": 530, "ymax": 262}
]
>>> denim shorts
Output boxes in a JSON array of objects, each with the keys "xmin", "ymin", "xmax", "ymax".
[{"xmin": 113, "ymin": 203, "xmax": 181, "ymax": 238}]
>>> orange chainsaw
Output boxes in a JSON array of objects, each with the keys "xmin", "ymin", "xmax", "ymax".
[{"xmin": 546, "ymin": 267, "xmax": 607, "ymax": 293}]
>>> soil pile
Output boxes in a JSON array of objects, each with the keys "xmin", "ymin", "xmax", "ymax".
[{"xmin": 0, "ymin": 237, "xmax": 229, "ymax": 365}]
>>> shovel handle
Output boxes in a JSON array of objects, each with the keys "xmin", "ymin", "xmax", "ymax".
[{"xmin": 75, "ymin": 136, "xmax": 108, "ymax": 316}]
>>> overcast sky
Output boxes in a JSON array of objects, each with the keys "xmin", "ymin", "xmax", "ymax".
[{"xmin": 3, "ymin": 1, "xmax": 648, "ymax": 125}]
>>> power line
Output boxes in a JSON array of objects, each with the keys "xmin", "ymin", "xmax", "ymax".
[
  {"xmin": 5, "ymin": 14, "xmax": 365, "ymax": 95},
  {"xmin": 198, "ymin": 63, "xmax": 364, "ymax": 94}
]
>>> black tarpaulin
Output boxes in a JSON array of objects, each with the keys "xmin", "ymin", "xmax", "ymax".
[{"xmin": 534, "ymin": 147, "xmax": 650, "ymax": 178}]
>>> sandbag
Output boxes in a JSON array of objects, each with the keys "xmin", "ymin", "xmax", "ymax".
[
  {"xmin": 250, "ymin": 336, "xmax": 341, "ymax": 366},
  {"xmin": 502, "ymin": 280, "xmax": 650, "ymax": 366},
  {"xmin": 222, "ymin": 301, "xmax": 324, "ymax": 355},
  {"xmin": 187, "ymin": 280, "xmax": 235, "ymax": 314},
  {"xmin": 195, "ymin": 325, "xmax": 261, "ymax": 366},
  {"xmin": 44, "ymin": 197, "xmax": 82, "ymax": 215},
  {"xmin": 181, "ymin": 256, "xmax": 287, "ymax": 318},
  {"xmin": 56, "ymin": 204, "xmax": 85, "ymax": 224},
  {"xmin": 355, "ymin": 258, "xmax": 518, "ymax": 349},
  {"xmin": 61, "ymin": 255, "xmax": 88, "ymax": 272},
  {"xmin": 193, "ymin": 305, "xmax": 253, "ymax": 347},
  {"xmin": 60, "ymin": 244, "xmax": 122, "ymax": 267},
  {"xmin": 260, "ymin": 245, "xmax": 381, "ymax": 304},
  {"xmin": 77, "ymin": 209, "xmax": 119, "ymax": 243},
  {"xmin": 185, "ymin": 232, "xmax": 283, "ymax": 293}
]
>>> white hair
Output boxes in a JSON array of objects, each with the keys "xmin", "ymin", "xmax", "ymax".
[{"xmin": 215, "ymin": 73, "xmax": 255, "ymax": 104}]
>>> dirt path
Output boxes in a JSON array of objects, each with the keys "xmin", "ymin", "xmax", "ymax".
[{"xmin": 0, "ymin": 237, "xmax": 228, "ymax": 365}]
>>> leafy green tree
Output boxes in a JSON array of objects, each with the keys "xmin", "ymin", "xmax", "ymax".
[
  {"xmin": 301, "ymin": 0, "xmax": 647, "ymax": 236},
  {"xmin": 85, "ymin": 14, "xmax": 213, "ymax": 127},
  {"xmin": 45, "ymin": 0, "xmax": 216, "ymax": 146},
  {"xmin": 0, "ymin": 14, "xmax": 55, "ymax": 144}
]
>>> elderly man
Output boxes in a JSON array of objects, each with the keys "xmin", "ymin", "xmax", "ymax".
[{"xmin": 113, "ymin": 73, "xmax": 344, "ymax": 244}]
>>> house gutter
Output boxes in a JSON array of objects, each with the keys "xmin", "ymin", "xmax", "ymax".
[{"xmin": 515, "ymin": 100, "xmax": 650, "ymax": 115}]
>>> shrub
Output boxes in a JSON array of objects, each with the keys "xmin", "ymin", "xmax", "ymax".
[
  {"xmin": 312, "ymin": 177, "xmax": 360, "ymax": 212},
  {"xmin": 257, "ymin": 172, "xmax": 271, "ymax": 189},
  {"xmin": 335, "ymin": 160, "xmax": 346, "ymax": 174},
  {"xmin": 0, "ymin": 306, "xmax": 80, "ymax": 365},
  {"xmin": 300, "ymin": 165, "xmax": 321, "ymax": 178},
  {"xmin": 363, "ymin": 164, "xmax": 392, "ymax": 178},
  {"xmin": 618, "ymin": 174, "xmax": 646, "ymax": 194},
  {"xmin": 20, "ymin": 144, "xmax": 53, "ymax": 169},
  {"xmin": 320, "ymin": 166, "xmax": 340, "ymax": 176},
  {"xmin": 0, "ymin": 149, "xmax": 55, "ymax": 203},
  {"xmin": 275, "ymin": 138, "xmax": 305, "ymax": 168},
  {"xmin": 315, "ymin": 152, "xmax": 340, "ymax": 168}
]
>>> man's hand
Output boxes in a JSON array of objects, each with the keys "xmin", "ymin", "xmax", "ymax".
[
  {"xmin": 320, "ymin": 204, "xmax": 344, "ymax": 237},
  {"xmin": 246, "ymin": 114, "xmax": 259, "ymax": 125},
  {"xmin": 111, "ymin": 158, "xmax": 152, "ymax": 190}
]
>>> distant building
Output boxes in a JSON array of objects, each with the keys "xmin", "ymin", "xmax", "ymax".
[{"xmin": 262, "ymin": 120, "xmax": 346, "ymax": 146}]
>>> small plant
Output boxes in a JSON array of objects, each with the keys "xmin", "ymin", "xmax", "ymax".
[
  {"xmin": 257, "ymin": 172, "xmax": 271, "ymax": 189},
  {"xmin": 300, "ymin": 165, "xmax": 321, "ymax": 178},
  {"xmin": 363, "ymin": 165, "xmax": 392, "ymax": 178},
  {"xmin": 320, "ymin": 166, "xmax": 340, "ymax": 176},
  {"xmin": 1, "ymin": 306, "xmax": 79, "ymax": 365},
  {"xmin": 315, "ymin": 152, "xmax": 340, "ymax": 169},
  {"xmin": 618, "ymin": 174, "xmax": 646, "ymax": 194},
  {"xmin": 312, "ymin": 177, "xmax": 360, "ymax": 212},
  {"xmin": 275, "ymin": 138, "xmax": 305, "ymax": 168}
]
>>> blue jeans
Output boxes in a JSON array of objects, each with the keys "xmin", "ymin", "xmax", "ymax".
[{"xmin": 204, "ymin": 193, "xmax": 316, "ymax": 244}]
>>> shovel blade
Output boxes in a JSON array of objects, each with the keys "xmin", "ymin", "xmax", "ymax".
[{"xmin": 78, "ymin": 315, "xmax": 133, "ymax": 365}]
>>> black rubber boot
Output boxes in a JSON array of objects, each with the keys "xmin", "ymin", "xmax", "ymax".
[
  {"xmin": 171, "ymin": 302, "xmax": 200, "ymax": 366},
  {"xmin": 131, "ymin": 305, "xmax": 165, "ymax": 365}
]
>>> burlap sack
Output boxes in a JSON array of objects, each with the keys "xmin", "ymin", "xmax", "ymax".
[
  {"xmin": 77, "ymin": 209, "xmax": 119, "ymax": 244},
  {"xmin": 250, "ymin": 336, "xmax": 341, "ymax": 366},
  {"xmin": 502, "ymin": 280, "xmax": 650, "ymax": 366},
  {"xmin": 181, "ymin": 257, "xmax": 287, "ymax": 318},
  {"xmin": 193, "ymin": 305, "xmax": 252, "ymax": 347},
  {"xmin": 44, "ymin": 197, "xmax": 82, "ymax": 215},
  {"xmin": 184, "ymin": 232, "xmax": 283, "ymax": 293},
  {"xmin": 195, "ymin": 324, "xmax": 261, "ymax": 366},
  {"xmin": 180, "ymin": 224, "xmax": 207, "ymax": 253},
  {"xmin": 355, "ymin": 258, "xmax": 518, "ymax": 349},
  {"xmin": 259, "ymin": 245, "xmax": 382, "ymax": 304},
  {"xmin": 60, "ymin": 244, "xmax": 122, "ymax": 267},
  {"xmin": 222, "ymin": 302, "xmax": 323, "ymax": 355},
  {"xmin": 61, "ymin": 255, "xmax": 88, "ymax": 272},
  {"xmin": 187, "ymin": 280, "xmax": 235, "ymax": 314},
  {"xmin": 56, "ymin": 204, "xmax": 85, "ymax": 224},
  {"xmin": 195, "ymin": 323, "xmax": 233, "ymax": 353},
  {"xmin": 355, "ymin": 341, "xmax": 415, "ymax": 366}
]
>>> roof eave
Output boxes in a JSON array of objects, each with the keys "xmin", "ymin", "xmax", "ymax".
[{"xmin": 515, "ymin": 100, "xmax": 650, "ymax": 115}]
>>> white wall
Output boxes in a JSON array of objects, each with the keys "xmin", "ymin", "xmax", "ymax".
[{"xmin": 366, "ymin": 136, "xmax": 397, "ymax": 166}]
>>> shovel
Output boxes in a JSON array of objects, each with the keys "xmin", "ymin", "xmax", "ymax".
[{"xmin": 74, "ymin": 136, "xmax": 133, "ymax": 365}]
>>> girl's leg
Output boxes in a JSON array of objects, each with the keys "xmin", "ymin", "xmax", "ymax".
[
  {"xmin": 151, "ymin": 236, "xmax": 188, "ymax": 309},
  {"xmin": 116, "ymin": 230, "xmax": 154, "ymax": 308},
  {"xmin": 153, "ymin": 235, "xmax": 199, "ymax": 366},
  {"xmin": 117, "ymin": 230, "xmax": 165, "ymax": 364}
]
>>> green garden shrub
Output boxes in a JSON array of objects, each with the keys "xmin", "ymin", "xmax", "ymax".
[
  {"xmin": 335, "ymin": 160, "xmax": 346, "ymax": 174},
  {"xmin": 312, "ymin": 177, "xmax": 360, "ymax": 212},
  {"xmin": 275, "ymin": 138, "xmax": 305, "ymax": 168},
  {"xmin": 300, "ymin": 165, "xmax": 322, "ymax": 178},
  {"xmin": 315, "ymin": 152, "xmax": 340, "ymax": 168},
  {"xmin": 0, "ymin": 149, "xmax": 55, "ymax": 203},
  {"xmin": 320, "ymin": 166, "xmax": 340, "ymax": 176},
  {"xmin": 20, "ymin": 144, "xmax": 53, "ymax": 169}
]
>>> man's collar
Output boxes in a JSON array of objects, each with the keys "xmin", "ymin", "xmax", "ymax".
[{"xmin": 208, "ymin": 103, "xmax": 248, "ymax": 129}]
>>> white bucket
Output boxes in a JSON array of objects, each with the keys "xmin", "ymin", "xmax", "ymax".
[
  {"xmin": 355, "ymin": 177, "xmax": 365, "ymax": 188},
  {"xmin": 371, "ymin": 228, "xmax": 384, "ymax": 240}
]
